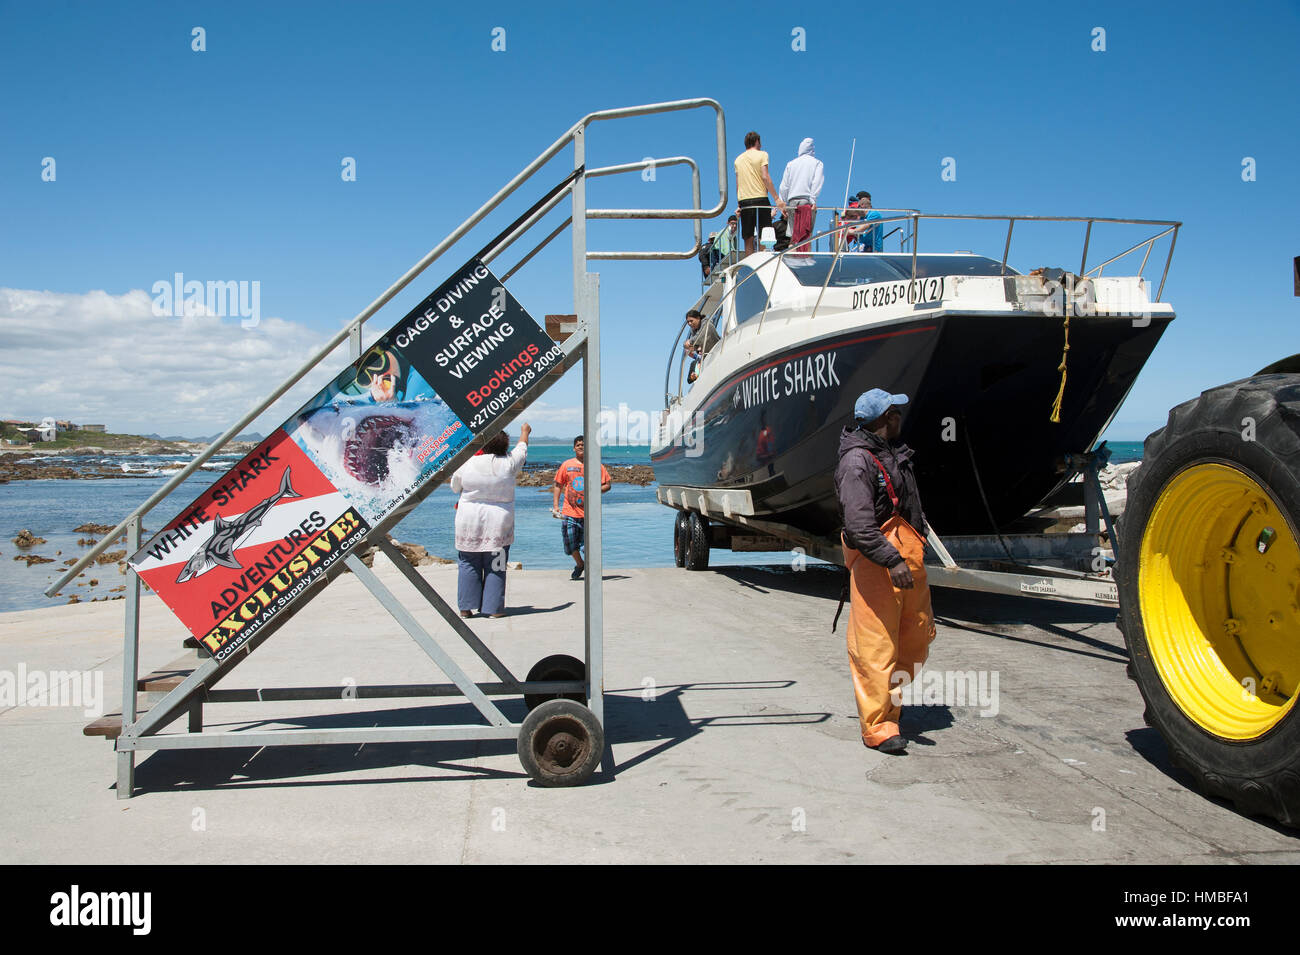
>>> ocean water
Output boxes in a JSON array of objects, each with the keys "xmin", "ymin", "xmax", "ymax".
[
  {"xmin": 0, "ymin": 445, "xmax": 768, "ymax": 613},
  {"xmin": 0, "ymin": 441, "xmax": 1144, "ymax": 613}
]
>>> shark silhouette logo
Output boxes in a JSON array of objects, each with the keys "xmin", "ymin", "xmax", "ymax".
[{"xmin": 176, "ymin": 468, "xmax": 302, "ymax": 583}]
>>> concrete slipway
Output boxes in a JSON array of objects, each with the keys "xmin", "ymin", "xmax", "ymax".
[{"xmin": 1, "ymin": 558, "xmax": 1296, "ymax": 864}]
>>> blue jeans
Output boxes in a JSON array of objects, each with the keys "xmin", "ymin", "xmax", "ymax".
[{"xmin": 457, "ymin": 547, "xmax": 509, "ymax": 615}]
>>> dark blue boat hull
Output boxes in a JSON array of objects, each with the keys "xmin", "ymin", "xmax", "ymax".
[{"xmin": 652, "ymin": 312, "xmax": 1170, "ymax": 535}]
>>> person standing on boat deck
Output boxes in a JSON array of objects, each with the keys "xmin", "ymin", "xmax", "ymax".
[
  {"xmin": 450, "ymin": 424, "xmax": 531, "ymax": 618},
  {"xmin": 707, "ymin": 215, "xmax": 740, "ymax": 275},
  {"xmin": 699, "ymin": 232, "xmax": 716, "ymax": 279},
  {"xmin": 552, "ymin": 436, "xmax": 612, "ymax": 580},
  {"xmin": 779, "ymin": 137, "xmax": 825, "ymax": 253},
  {"xmin": 734, "ymin": 131, "xmax": 785, "ymax": 255},
  {"xmin": 835, "ymin": 389, "xmax": 936, "ymax": 754}
]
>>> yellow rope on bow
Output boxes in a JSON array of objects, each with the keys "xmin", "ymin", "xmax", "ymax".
[{"xmin": 1049, "ymin": 312, "xmax": 1070, "ymax": 423}]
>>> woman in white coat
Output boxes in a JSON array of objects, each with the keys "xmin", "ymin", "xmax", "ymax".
[{"xmin": 450, "ymin": 423, "xmax": 530, "ymax": 617}]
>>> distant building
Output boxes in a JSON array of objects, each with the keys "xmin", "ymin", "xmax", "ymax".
[
  {"xmin": 81, "ymin": 424, "xmax": 106, "ymax": 433},
  {"xmin": 16, "ymin": 426, "xmax": 54, "ymax": 442},
  {"xmin": 56, "ymin": 419, "xmax": 77, "ymax": 432}
]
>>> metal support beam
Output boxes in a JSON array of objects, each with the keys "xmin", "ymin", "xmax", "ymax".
[
  {"xmin": 375, "ymin": 538, "xmax": 520, "ymax": 687},
  {"xmin": 344, "ymin": 554, "xmax": 510, "ymax": 727},
  {"xmin": 582, "ymin": 273, "xmax": 605, "ymax": 725},
  {"xmin": 116, "ymin": 516, "xmax": 141, "ymax": 799}
]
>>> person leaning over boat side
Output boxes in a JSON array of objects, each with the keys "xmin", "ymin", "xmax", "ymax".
[
  {"xmin": 734, "ymin": 131, "xmax": 785, "ymax": 255},
  {"xmin": 779, "ymin": 137, "xmax": 825, "ymax": 253},
  {"xmin": 450, "ymin": 424, "xmax": 531, "ymax": 618},
  {"xmin": 847, "ymin": 191, "xmax": 884, "ymax": 252},
  {"xmin": 835, "ymin": 389, "xmax": 936, "ymax": 754},
  {"xmin": 683, "ymin": 309, "xmax": 719, "ymax": 359},
  {"xmin": 552, "ymin": 435, "xmax": 611, "ymax": 581},
  {"xmin": 836, "ymin": 192, "xmax": 865, "ymax": 252},
  {"xmin": 682, "ymin": 308, "xmax": 719, "ymax": 384}
]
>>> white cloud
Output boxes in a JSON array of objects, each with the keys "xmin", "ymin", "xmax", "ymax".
[{"xmin": 0, "ymin": 288, "xmax": 345, "ymax": 436}]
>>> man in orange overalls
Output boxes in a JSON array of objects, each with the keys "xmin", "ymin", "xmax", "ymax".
[{"xmin": 835, "ymin": 389, "xmax": 936, "ymax": 754}]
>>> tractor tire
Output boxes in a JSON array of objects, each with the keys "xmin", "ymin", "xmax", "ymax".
[
  {"xmin": 1117, "ymin": 372, "xmax": 1300, "ymax": 826},
  {"xmin": 685, "ymin": 512, "xmax": 710, "ymax": 571},
  {"xmin": 674, "ymin": 511, "xmax": 689, "ymax": 568}
]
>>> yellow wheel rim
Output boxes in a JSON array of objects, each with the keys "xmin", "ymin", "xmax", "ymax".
[{"xmin": 1138, "ymin": 462, "xmax": 1300, "ymax": 740}]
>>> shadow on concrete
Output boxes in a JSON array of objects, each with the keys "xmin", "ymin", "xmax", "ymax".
[
  {"xmin": 482, "ymin": 602, "xmax": 573, "ymax": 617},
  {"xmin": 712, "ymin": 564, "xmax": 1125, "ymax": 663},
  {"xmin": 933, "ymin": 615, "xmax": 1127, "ymax": 665},
  {"xmin": 712, "ymin": 564, "xmax": 843, "ymax": 598},
  {"xmin": 125, "ymin": 679, "xmax": 829, "ymax": 796},
  {"xmin": 713, "ymin": 565, "xmax": 1119, "ymax": 624},
  {"xmin": 1123, "ymin": 726, "xmax": 1300, "ymax": 839},
  {"xmin": 903, "ymin": 704, "xmax": 954, "ymax": 745}
]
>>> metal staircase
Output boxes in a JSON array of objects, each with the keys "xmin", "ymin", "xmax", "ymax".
[{"xmin": 51, "ymin": 97, "xmax": 728, "ymax": 796}]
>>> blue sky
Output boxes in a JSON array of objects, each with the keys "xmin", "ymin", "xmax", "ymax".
[{"xmin": 2, "ymin": 0, "xmax": 1297, "ymax": 439}]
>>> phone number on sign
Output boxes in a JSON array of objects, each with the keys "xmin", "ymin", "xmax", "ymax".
[{"xmin": 467, "ymin": 342, "xmax": 565, "ymax": 431}]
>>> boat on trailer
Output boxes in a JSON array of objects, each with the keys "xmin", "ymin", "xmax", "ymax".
[{"xmin": 652, "ymin": 212, "xmax": 1179, "ymax": 593}]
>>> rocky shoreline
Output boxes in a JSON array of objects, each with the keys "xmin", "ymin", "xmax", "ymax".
[
  {"xmin": 1, "ymin": 450, "xmax": 657, "ymax": 487},
  {"xmin": 518, "ymin": 464, "xmax": 656, "ymax": 488},
  {"xmin": 0, "ymin": 443, "xmax": 258, "ymax": 482}
]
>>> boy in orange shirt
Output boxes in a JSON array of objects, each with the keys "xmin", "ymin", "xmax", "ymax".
[{"xmin": 552, "ymin": 435, "xmax": 612, "ymax": 580}]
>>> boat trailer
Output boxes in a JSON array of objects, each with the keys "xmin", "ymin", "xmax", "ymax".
[{"xmin": 658, "ymin": 447, "xmax": 1122, "ymax": 608}]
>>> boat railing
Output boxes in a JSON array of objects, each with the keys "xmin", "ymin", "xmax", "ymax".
[
  {"xmin": 697, "ymin": 204, "xmax": 916, "ymax": 290},
  {"xmin": 670, "ymin": 213, "xmax": 920, "ymax": 401},
  {"xmin": 666, "ymin": 212, "xmax": 1181, "ymax": 406}
]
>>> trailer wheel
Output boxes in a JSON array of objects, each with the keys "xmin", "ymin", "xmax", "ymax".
[
  {"xmin": 1118, "ymin": 373, "xmax": 1300, "ymax": 826},
  {"xmin": 685, "ymin": 512, "xmax": 710, "ymax": 571},
  {"xmin": 517, "ymin": 699, "xmax": 603, "ymax": 787},
  {"xmin": 523, "ymin": 654, "xmax": 587, "ymax": 711},
  {"xmin": 673, "ymin": 511, "xmax": 689, "ymax": 567}
]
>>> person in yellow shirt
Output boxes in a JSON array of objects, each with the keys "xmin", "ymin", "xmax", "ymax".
[{"xmin": 734, "ymin": 131, "xmax": 785, "ymax": 255}]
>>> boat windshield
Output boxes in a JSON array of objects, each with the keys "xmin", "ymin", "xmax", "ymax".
[
  {"xmin": 878, "ymin": 254, "xmax": 1017, "ymax": 278},
  {"xmin": 783, "ymin": 253, "xmax": 1016, "ymax": 287}
]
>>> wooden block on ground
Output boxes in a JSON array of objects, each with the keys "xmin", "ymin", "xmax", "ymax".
[{"xmin": 137, "ymin": 650, "xmax": 201, "ymax": 692}]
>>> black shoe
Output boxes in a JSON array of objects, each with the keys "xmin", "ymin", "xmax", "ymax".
[
  {"xmin": 874, "ymin": 735, "xmax": 908, "ymax": 755},
  {"xmin": 570, "ymin": 567, "xmax": 584, "ymax": 580}
]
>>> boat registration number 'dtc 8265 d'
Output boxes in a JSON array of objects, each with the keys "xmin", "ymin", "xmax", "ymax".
[{"xmin": 852, "ymin": 277, "xmax": 945, "ymax": 310}]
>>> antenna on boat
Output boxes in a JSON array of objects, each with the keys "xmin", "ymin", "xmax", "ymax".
[{"xmin": 841, "ymin": 138, "xmax": 857, "ymax": 209}]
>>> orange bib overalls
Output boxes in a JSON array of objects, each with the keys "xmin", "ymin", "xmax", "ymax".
[{"xmin": 841, "ymin": 451, "xmax": 937, "ymax": 746}]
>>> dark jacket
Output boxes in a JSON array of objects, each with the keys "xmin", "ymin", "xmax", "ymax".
[{"xmin": 834, "ymin": 425, "xmax": 928, "ymax": 567}]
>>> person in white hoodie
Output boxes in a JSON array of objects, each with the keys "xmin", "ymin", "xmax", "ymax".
[
  {"xmin": 450, "ymin": 423, "xmax": 530, "ymax": 617},
  {"xmin": 779, "ymin": 138, "xmax": 825, "ymax": 253}
]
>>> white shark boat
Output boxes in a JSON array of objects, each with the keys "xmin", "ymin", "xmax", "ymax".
[{"xmin": 652, "ymin": 214, "xmax": 1178, "ymax": 540}]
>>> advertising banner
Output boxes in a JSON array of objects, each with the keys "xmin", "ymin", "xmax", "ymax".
[
  {"xmin": 129, "ymin": 257, "xmax": 563, "ymax": 660},
  {"xmin": 128, "ymin": 430, "xmax": 369, "ymax": 661}
]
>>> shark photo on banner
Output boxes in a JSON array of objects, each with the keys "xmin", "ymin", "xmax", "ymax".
[
  {"xmin": 287, "ymin": 342, "xmax": 473, "ymax": 527},
  {"xmin": 128, "ymin": 431, "xmax": 370, "ymax": 659}
]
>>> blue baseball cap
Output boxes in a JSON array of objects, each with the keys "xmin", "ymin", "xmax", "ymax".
[{"xmin": 854, "ymin": 388, "xmax": 908, "ymax": 423}]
